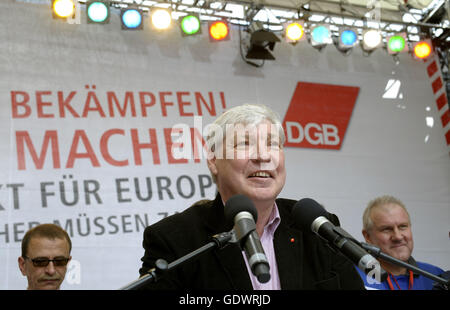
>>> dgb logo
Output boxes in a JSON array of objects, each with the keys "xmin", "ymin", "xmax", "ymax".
[{"xmin": 283, "ymin": 82, "xmax": 359, "ymax": 150}]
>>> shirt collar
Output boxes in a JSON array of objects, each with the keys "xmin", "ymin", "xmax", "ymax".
[
  {"xmin": 220, "ymin": 197, "xmax": 281, "ymax": 236},
  {"xmin": 263, "ymin": 202, "xmax": 281, "ymax": 237}
]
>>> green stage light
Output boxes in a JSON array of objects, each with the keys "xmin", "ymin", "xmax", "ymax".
[
  {"xmin": 180, "ymin": 14, "xmax": 201, "ymax": 36},
  {"xmin": 387, "ymin": 33, "xmax": 408, "ymax": 54}
]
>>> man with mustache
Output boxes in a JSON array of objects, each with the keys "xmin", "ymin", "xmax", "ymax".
[
  {"xmin": 358, "ymin": 195, "xmax": 444, "ymax": 290},
  {"xmin": 138, "ymin": 104, "xmax": 364, "ymax": 290},
  {"xmin": 18, "ymin": 224, "xmax": 72, "ymax": 290}
]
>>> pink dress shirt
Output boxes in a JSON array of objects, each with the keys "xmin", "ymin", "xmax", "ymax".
[{"xmin": 242, "ymin": 203, "xmax": 281, "ymax": 290}]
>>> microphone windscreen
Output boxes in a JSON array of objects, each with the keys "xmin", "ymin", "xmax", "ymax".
[
  {"xmin": 224, "ymin": 194, "xmax": 258, "ymax": 224},
  {"xmin": 292, "ymin": 198, "xmax": 328, "ymax": 232}
]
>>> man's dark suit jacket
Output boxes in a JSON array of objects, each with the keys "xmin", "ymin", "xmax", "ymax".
[{"xmin": 139, "ymin": 194, "xmax": 365, "ymax": 290}]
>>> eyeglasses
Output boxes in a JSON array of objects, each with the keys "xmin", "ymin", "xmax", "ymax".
[{"xmin": 24, "ymin": 256, "xmax": 70, "ymax": 267}]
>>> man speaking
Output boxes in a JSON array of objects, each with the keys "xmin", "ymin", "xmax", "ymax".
[{"xmin": 138, "ymin": 104, "xmax": 364, "ymax": 289}]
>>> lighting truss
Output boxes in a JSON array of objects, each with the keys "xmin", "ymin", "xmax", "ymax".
[
  {"xmin": 16, "ymin": 0, "xmax": 450, "ymax": 104},
  {"xmin": 43, "ymin": 1, "xmax": 445, "ymax": 44}
]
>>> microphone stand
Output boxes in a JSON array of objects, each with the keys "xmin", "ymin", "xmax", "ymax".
[
  {"xmin": 321, "ymin": 226, "xmax": 388, "ymax": 281},
  {"xmin": 361, "ymin": 242, "xmax": 450, "ymax": 288},
  {"xmin": 119, "ymin": 231, "xmax": 234, "ymax": 290}
]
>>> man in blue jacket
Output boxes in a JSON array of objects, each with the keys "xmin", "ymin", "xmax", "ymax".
[{"xmin": 357, "ymin": 195, "xmax": 444, "ymax": 290}]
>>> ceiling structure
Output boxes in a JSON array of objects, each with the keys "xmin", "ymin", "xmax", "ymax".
[
  {"xmin": 76, "ymin": 0, "xmax": 447, "ymax": 98},
  {"xmin": 17, "ymin": 1, "xmax": 450, "ymax": 95},
  {"xmin": 91, "ymin": 1, "xmax": 449, "ymax": 36},
  {"xmin": 71, "ymin": 1, "xmax": 449, "ymax": 60},
  {"xmin": 22, "ymin": 1, "xmax": 450, "ymax": 43}
]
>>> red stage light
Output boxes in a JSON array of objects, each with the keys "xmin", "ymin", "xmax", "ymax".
[
  {"xmin": 209, "ymin": 20, "xmax": 229, "ymax": 41},
  {"xmin": 413, "ymin": 41, "xmax": 432, "ymax": 59}
]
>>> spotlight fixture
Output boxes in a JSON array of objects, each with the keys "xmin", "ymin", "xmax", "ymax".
[
  {"xmin": 361, "ymin": 29, "xmax": 382, "ymax": 54},
  {"xmin": 121, "ymin": 7, "xmax": 143, "ymax": 30},
  {"xmin": 52, "ymin": 0, "xmax": 75, "ymax": 19},
  {"xmin": 413, "ymin": 40, "xmax": 433, "ymax": 60},
  {"xmin": 245, "ymin": 21, "xmax": 280, "ymax": 60},
  {"xmin": 387, "ymin": 33, "xmax": 408, "ymax": 54},
  {"xmin": 335, "ymin": 28, "xmax": 358, "ymax": 55},
  {"xmin": 284, "ymin": 21, "xmax": 305, "ymax": 44},
  {"xmin": 86, "ymin": 1, "xmax": 109, "ymax": 24},
  {"xmin": 339, "ymin": 29, "xmax": 358, "ymax": 47},
  {"xmin": 208, "ymin": 20, "xmax": 230, "ymax": 42},
  {"xmin": 151, "ymin": 8, "xmax": 172, "ymax": 30},
  {"xmin": 180, "ymin": 14, "xmax": 201, "ymax": 36},
  {"xmin": 310, "ymin": 25, "xmax": 332, "ymax": 50}
]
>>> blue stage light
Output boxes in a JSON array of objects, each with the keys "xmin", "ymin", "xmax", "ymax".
[
  {"xmin": 340, "ymin": 29, "xmax": 357, "ymax": 46},
  {"xmin": 121, "ymin": 8, "xmax": 143, "ymax": 30},
  {"xmin": 310, "ymin": 25, "xmax": 332, "ymax": 47},
  {"xmin": 87, "ymin": 1, "xmax": 109, "ymax": 24}
]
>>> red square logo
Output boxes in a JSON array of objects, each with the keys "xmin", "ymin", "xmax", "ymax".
[{"xmin": 283, "ymin": 82, "xmax": 359, "ymax": 150}]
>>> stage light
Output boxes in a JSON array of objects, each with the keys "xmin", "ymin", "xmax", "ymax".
[
  {"xmin": 387, "ymin": 33, "xmax": 408, "ymax": 54},
  {"xmin": 245, "ymin": 21, "xmax": 280, "ymax": 60},
  {"xmin": 180, "ymin": 14, "xmax": 201, "ymax": 36},
  {"xmin": 413, "ymin": 40, "xmax": 432, "ymax": 59},
  {"xmin": 361, "ymin": 29, "xmax": 382, "ymax": 53},
  {"xmin": 52, "ymin": 0, "xmax": 75, "ymax": 19},
  {"xmin": 86, "ymin": 1, "xmax": 109, "ymax": 24},
  {"xmin": 335, "ymin": 28, "xmax": 358, "ymax": 55},
  {"xmin": 310, "ymin": 25, "xmax": 332, "ymax": 47},
  {"xmin": 151, "ymin": 8, "xmax": 172, "ymax": 30},
  {"xmin": 284, "ymin": 21, "xmax": 305, "ymax": 44},
  {"xmin": 121, "ymin": 8, "xmax": 143, "ymax": 30},
  {"xmin": 340, "ymin": 29, "xmax": 358, "ymax": 47},
  {"xmin": 208, "ymin": 20, "xmax": 230, "ymax": 41}
]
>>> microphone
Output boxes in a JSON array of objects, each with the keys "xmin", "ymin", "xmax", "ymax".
[
  {"xmin": 224, "ymin": 194, "xmax": 270, "ymax": 284},
  {"xmin": 292, "ymin": 198, "xmax": 380, "ymax": 274}
]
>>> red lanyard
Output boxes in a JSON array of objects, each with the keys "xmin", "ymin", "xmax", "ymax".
[{"xmin": 387, "ymin": 271, "xmax": 414, "ymax": 290}]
